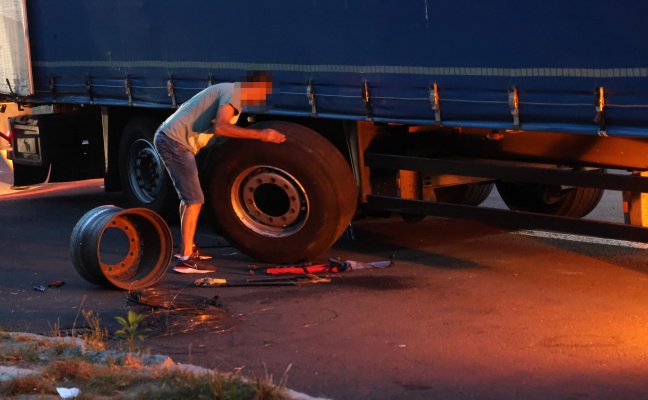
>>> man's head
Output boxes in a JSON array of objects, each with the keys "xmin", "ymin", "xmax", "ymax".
[{"xmin": 234, "ymin": 71, "xmax": 273, "ymax": 111}]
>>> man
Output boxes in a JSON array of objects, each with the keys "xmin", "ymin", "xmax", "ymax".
[{"xmin": 154, "ymin": 72, "xmax": 286, "ymax": 274}]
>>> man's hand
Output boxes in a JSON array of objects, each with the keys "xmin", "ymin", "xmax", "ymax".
[
  {"xmin": 212, "ymin": 106, "xmax": 286, "ymax": 143},
  {"xmin": 261, "ymin": 128, "xmax": 286, "ymax": 144}
]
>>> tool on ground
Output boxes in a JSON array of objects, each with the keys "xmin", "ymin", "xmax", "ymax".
[
  {"xmin": 248, "ymin": 262, "xmax": 312, "ymax": 275},
  {"xmin": 247, "ymin": 273, "xmax": 335, "ymax": 284},
  {"xmin": 194, "ymin": 273, "xmax": 337, "ymax": 287},
  {"xmin": 264, "ymin": 264, "xmax": 339, "ymax": 275},
  {"xmin": 249, "ymin": 258, "xmax": 393, "ymax": 276}
]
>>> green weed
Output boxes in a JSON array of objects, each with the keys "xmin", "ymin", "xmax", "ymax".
[{"xmin": 114, "ymin": 311, "xmax": 153, "ymax": 353}]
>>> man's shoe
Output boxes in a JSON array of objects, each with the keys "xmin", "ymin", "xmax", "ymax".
[
  {"xmin": 192, "ymin": 245, "xmax": 212, "ymax": 260},
  {"xmin": 173, "ymin": 255, "xmax": 216, "ymax": 274},
  {"xmin": 174, "ymin": 244, "xmax": 213, "ymax": 260}
]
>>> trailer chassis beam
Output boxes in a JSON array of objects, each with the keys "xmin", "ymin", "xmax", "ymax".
[
  {"xmin": 366, "ymin": 195, "xmax": 648, "ymax": 244},
  {"xmin": 364, "ymin": 153, "xmax": 648, "ymax": 192}
]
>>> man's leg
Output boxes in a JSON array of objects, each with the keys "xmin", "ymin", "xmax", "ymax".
[
  {"xmin": 180, "ymin": 203, "xmax": 202, "ymax": 258},
  {"xmin": 178, "ymin": 202, "xmax": 187, "ymax": 254},
  {"xmin": 153, "ymin": 132, "xmax": 206, "ymax": 261}
]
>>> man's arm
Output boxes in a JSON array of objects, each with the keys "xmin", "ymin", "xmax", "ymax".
[{"xmin": 212, "ymin": 104, "xmax": 286, "ymax": 143}]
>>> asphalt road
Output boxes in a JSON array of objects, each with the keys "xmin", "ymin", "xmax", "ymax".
[{"xmin": 2, "ymin": 161, "xmax": 648, "ymax": 400}]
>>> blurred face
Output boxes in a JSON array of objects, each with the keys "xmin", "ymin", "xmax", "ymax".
[{"xmin": 234, "ymin": 81, "xmax": 272, "ymax": 111}]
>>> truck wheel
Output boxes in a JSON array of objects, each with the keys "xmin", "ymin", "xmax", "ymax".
[
  {"xmin": 435, "ymin": 182, "xmax": 494, "ymax": 206},
  {"xmin": 205, "ymin": 121, "xmax": 357, "ymax": 263},
  {"xmin": 118, "ymin": 117, "xmax": 178, "ymax": 217},
  {"xmin": 400, "ymin": 182, "xmax": 494, "ymax": 223},
  {"xmin": 496, "ymin": 176, "xmax": 604, "ymax": 218}
]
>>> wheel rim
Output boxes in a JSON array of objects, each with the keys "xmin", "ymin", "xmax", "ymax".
[
  {"xmin": 230, "ymin": 166, "xmax": 309, "ymax": 237},
  {"xmin": 127, "ymin": 139, "xmax": 165, "ymax": 203},
  {"xmin": 70, "ymin": 206, "xmax": 173, "ymax": 290},
  {"xmin": 99, "ymin": 214, "xmax": 141, "ymax": 282}
]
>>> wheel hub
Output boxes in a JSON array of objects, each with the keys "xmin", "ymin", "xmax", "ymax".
[
  {"xmin": 129, "ymin": 139, "xmax": 164, "ymax": 203},
  {"xmin": 232, "ymin": 167, "xmax": 309, "ymax": 237}
]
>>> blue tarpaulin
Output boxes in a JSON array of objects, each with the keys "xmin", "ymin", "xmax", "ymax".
[{"xmin": 6, "ymin": 0, "xmax": 648, "ymax": 136}]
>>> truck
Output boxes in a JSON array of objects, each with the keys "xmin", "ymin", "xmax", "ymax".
[{"xmin": 3, "ymin": 0, "xmax": 648, "ymax": 265}]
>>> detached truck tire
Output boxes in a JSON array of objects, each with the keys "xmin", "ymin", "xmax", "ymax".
[{"xmin": 205, "ymin": 121, "xmax": 357, "ymax": 264}]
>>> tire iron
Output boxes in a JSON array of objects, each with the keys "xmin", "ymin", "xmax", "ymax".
[
  {"xmin": 194, "ymin": 274, "xmax": 337, "ymax": 288},
  {"xmin": 247, "ymin": 262, "xmax": 312, "ymax": 275}
]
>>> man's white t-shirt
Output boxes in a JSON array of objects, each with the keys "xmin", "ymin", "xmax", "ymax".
[{"xmin": 159, "ymin": 82, "xmax": 241, "ymax": 154}]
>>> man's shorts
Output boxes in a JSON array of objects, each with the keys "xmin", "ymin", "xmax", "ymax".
[{"xmin": 153, "ymin": 132, "xmax": 204, "ymax": 205}]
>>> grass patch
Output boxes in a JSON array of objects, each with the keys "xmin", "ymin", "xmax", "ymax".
[
  {"xmin": 0, "ymin": 372, "xmax": 54, "ymax": 397},
  {"xmin": 1, "ymin": 309, "xmax": 300, "ymax": 399},
  {"xmin": 127, "ymin": 369, "xmax": 291, "ymax": 400},
  {"xmin": 0, "ymin": 344, "xmax": 39, "ymax": 363},
  {"xmin": 80, "ymin": 310, "xmax": 109, "ymax": 351},
  {"xmin": 0, "ymin": 334, "xmax": 297, "ymax": 400}
]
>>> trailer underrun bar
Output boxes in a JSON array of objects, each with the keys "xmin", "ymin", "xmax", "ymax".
[
  {"xmin": 364, "ymin": 153, "xmax": 648, "ymax": 192},
  {"xmin": 366, "ymin": 195, "xmax": 648, "ymax": 244},
  {"xmin": 364, "ymin": 153, "xmax": 648, "ymax": 243}
]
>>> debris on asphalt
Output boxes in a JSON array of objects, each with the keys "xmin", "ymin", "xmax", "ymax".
[
  {"xmin": 33, "ymin": 285, "xmax": 45, "ymax": 292},
  {"xmin": 125, "ymin": 288, "xmax": 234, "ymax": 336},
  {"xmin": 48, "ymin": 280, "xmax": 65, "ymax": 288},
  {"xmin": 328, "ymin": 258, "xmax": 393, "ymax": 271},
  {"xmin": 194, "ymin": 277, "xmax": 227, "ymax": 286}
]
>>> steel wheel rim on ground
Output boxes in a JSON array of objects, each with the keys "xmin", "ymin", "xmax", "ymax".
[{"xmin": 70, "ymin": 206, "xmax": 173, "ymax": 290}]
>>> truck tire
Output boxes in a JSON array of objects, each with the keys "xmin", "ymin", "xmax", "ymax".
[
  {"xmin": 204, "ymin": 121, "xmax": 357, "ymax": 263},
  {"xmin": 400, "ymin": 182, "xmax": 494, "ymax": 223},
  {"xmin": 118, "ymin": 117, "xmax": 178, "ymax": 217},
  {"xmin": 435, "ymin": 182, "xmax": 494, "ymax": 206},
  {"xmin": 496, "ymin": 175, "xmax": 604, "ymax": 218}
]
